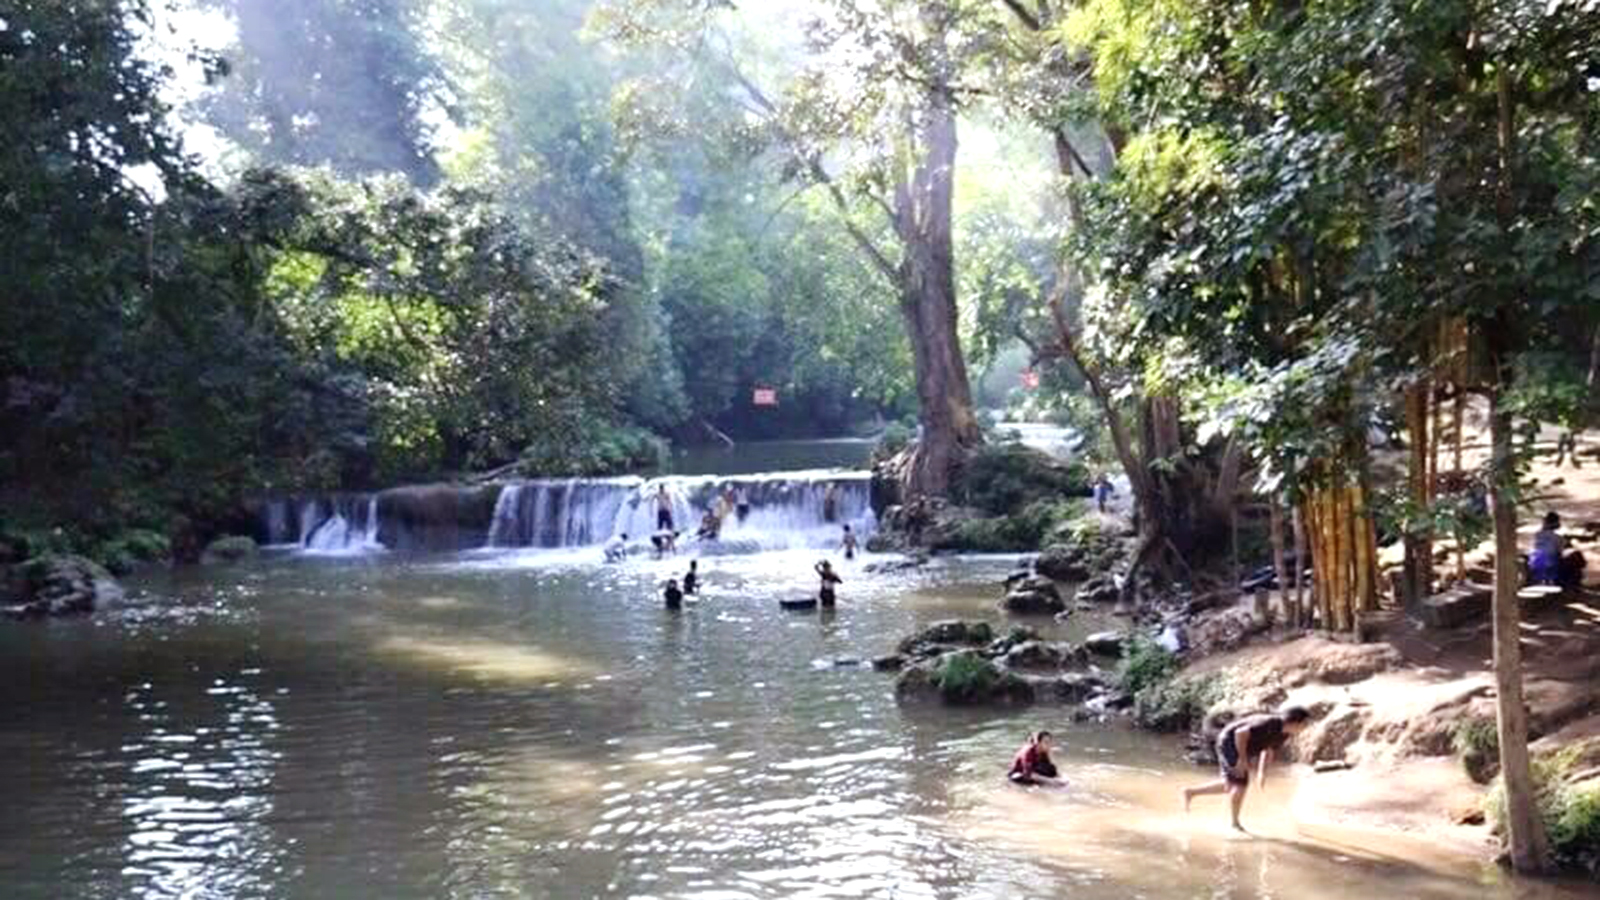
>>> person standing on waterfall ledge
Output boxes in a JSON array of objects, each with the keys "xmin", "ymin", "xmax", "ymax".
[{"xmin": 1182, "ymin": 706, "xmax": 1311, "ymax": 831}]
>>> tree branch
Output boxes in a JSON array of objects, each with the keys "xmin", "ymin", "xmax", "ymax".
[{"xmin": 998, "ymin": 0, "xmax": 1042, "ymax": 32}]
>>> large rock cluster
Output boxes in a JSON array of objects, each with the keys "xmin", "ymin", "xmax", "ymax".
[
  {"xmin": 885, "ymin": 618, "xmax": 1117, "ymax": 709},
  {"xmin": 3, "ymin": 554, "xmax": 123, "ymax": 618}
]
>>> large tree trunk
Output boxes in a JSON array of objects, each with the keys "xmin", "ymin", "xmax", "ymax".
[
  {"xmin": 897, "ymin": 28, "xmax": 980, "ymax": 498},
  {"xmin": 1489, "ymin": 388, "xmax": 1550, "ymax": 872}
]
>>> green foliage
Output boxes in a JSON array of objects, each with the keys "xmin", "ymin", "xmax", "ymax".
[
  {"xmin": 1116, "ymin": 635, "xmax": 1181, "ymax": 696},
  {"xmin": 873, "ymin": 421, "xmax": 916, "ymax": 462},
  {"xmin": 930, "ymin": 652, "xmax": 1027, "ymax": 705},
  {"xmin": 1455, "ymin": 717, "xmax": 1501, "ymax": 783},
  {"xmin": 519, "ymin": 422, "xmax": 669, "ymax": 478},
  {"xmin": 955, "ymin": 442, "xmax": 1089, "ymax": 516},
  {"xmin": 96, "ymin": 530, "xmax": 173, "ymax": 575},
  {"xmin": 1489, "ymin": 745, "xmax": 1600, "ymax": 878},
  {"xmin": 1133, "ymin": 674, "xmax": 1225, "ymax": 733}
]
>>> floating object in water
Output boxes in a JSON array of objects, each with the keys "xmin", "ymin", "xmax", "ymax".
[{"xmin": 780, "ymin": 598, "xmax": 818, "ymax": 612}]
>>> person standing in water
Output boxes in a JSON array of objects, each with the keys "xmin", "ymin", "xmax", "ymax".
[
  {"xmin": 1183, "ymin": 705, "xmax": 1311, "ymax": 831},
  {"xmin": 840, "ymin": 524, "xmax": 858, "ymax": 560},
  {"xmin": 815, "ymin": 560, "xmax": 843, "ymax": 608},
  {"xmin": 655, "ymin": 485, "xmax": 674, "ymax": 531},
  {"xmin": 735, "ymin": 487, "xmax": 751, "ymax": 522},
  {"xmin": 662, "ymin": 578, "xmax": 683, "ymax": 610},
  {"xmin": 717, "ymin": 486, "xmax": 736, "ymax": 525},
  {"xmin": 822, "ymin": 483, "xmax": 840, "ymax": 523},
  {"xmin": 683, "ymin": 560, "xmax": 700, "ymax": 596},
  {"xmin": 1008, "ymin": 730, "xmax": 1063, "ymax": 786}
]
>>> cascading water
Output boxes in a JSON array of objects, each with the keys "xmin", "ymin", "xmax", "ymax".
[
  {"xmin": 262, "ymin": 470, "xmax": 875, "ymax": 556},
  {"xmin": 482, "ymin": 472, "xmax": 874, "ymax": 553}
]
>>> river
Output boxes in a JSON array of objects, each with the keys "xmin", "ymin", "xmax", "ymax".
[{"xmin": 0, "ymin": 440, "xmax": 1586, "ymax": 898}]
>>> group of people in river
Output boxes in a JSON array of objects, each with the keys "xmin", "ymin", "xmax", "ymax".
[{"xmin": 1010, "ymin": 704, "xmax": 1311, "ymax": 832}]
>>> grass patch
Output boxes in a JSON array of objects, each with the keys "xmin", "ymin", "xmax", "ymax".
[{"xmin": 935, "ymin": 653, "xmax": 1001, "ymax": 702}]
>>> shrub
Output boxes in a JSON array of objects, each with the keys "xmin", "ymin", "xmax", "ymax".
[
  {"xmin": 1488, "ymin": 743, "xmax": 1600, "ymax": 878},
  {"xmin": 873, "ymin": 421, "xmax": 914, "ymax": 462},
  {"xmin": 1116, "ymin": 635, "xmax": 1180, "ymax": 696},
  {"xmin": 95, "ymin": 528, "xmax": 171, "ymax": 574},
  {"xmin": 1134, "ymin": 675, "xmax": 1225, "ymax": 732},
  {"xmin": 935, "ymin": 652, "xmax": 999, "ymax": 702},
  {"xmin": 954, "ymin": 442, "xmax": 1089, "ymax": 516},
  {"xmin": 932, "ymin": 499, "xmax": 1087, "ymax": 553},
  {"xmin": 1453, "ymin": 718, "xmax": 1500, "ymax": 783}
]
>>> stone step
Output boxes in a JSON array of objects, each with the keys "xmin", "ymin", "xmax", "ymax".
[{"xmin": 1419, "ymin": 584, "xmax": 1491, "ymax": 629}]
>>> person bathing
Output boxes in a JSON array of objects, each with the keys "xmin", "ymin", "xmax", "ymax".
[
  {"xmin": 603, "ymin": 533, "xmax": 628, "ymax": 563},
  {"xmin": 1008, "ymin": 730, "xmax": 1063, "ymax": 786},
  {"xmin": 683, "ymin": 560, "xmax": 700, "ymax": 596},
  {"xmin": 662, "ymin": 578, "xmax": 683, "ymax": 611},
  {"xmin": 1183, "ymin": 705, "xmax": 1311, "ymax": 831},
  {"xmin": 815, "ymin": 560, "xmax": 843, "ymax": 608},
  {"xmin": 655, "ymin": 484, "xmax": 674, "ymax": 531},
  {"xmin": 841, "ymin": 524, "xmax": 858, "ymax": 560}
]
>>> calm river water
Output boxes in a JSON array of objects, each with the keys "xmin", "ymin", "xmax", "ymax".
[{"xmin": 0, "ymin": 545, "xmax": 1588, "ymax": 898}]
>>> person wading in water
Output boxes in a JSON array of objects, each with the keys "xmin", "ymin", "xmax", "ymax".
[
  {"xmin": 1008, "ymin": 730, "xmax": 1063, "ymax": 786},
  {"xmin": 683, "ymin": 560, "xmax": 700, "ymax": 596},
  {"xmin": 815, "ymin": 560, "xmax": 842, "ymax": 608},
  {"xmin": 655, "ymin": 485, "xmax": 674, "ymax": 531},
  {"xmin": 1182, "ymin": 705, "xmax": 1311, "ymax": 831}
]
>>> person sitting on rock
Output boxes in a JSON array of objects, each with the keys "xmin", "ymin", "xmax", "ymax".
[
  {"xmin": 1530, "ymin": 511, "xmax": 1585, "ymax": 588},
  {"xmin": 815, "ymin": 559, "xmax": 843, "ymax": 608},
  {"xmin": 1183, "ymin": 705, "xmax": 1311, "ymax": 831},
  {"xmin": 683, "ymin": 560, "xmax": 700, "ymax": 595},
  {"xmin": 603, "ymin": 533, "xmax": 628, "ymax": 563},
  {"xmin": 697, "ymin": 509, "xmax": 721, "ymax": 541},
  {"xmin": 1008, "ymin": 730, "xmax": 1062, "ymax": 786},
  {"xmin": 663, "ymin": 578, "xmax": 683, "ymax": 610}
]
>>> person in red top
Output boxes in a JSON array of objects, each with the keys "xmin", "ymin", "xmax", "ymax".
[{"xmin": 1008, "ymin": 730, "xmax": 1062, "ymax": 786}]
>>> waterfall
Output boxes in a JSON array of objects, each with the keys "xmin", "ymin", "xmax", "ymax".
[
  {"xmin": 263, "ymin": 469, "xmax": 876, "ymax": 556},
  {"xmin": 482, "ymin": 472, "xmax": 874, "ymax": 552}
]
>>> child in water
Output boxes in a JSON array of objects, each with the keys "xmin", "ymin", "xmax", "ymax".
[
  {"xmin": 1008, "ymin": 730, "xmax": 1062, "ymax": 786},
  {"xmin": 662, "ymin": 578, "xmax": 683, "ymax": 610},
  {"xmin": 815, "ymin": 560, "xmax": 843, "ymax": 608},
  {"xmin": 683, "ymin": 560, "xmax": 699, "ymax": 595},
  {"xmin": 841, "ymin": 524, "xmax": 858, "ymax": 560}
]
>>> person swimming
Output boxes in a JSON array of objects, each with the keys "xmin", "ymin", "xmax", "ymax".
[
  {"xmin": 663, "ymin": 578, "xmax": 684, "ymax": 610},
  {"xmin": 683, "ymin": 560, "xmax": 700, "ymax": 595},
  {"xmin": 1008, "ymin": 730, "xmax": 1062, "ymax": 786},
  {"xmin": 815, "ymin": 560, "xmax": 842, "ymax": 608},
  {"xmin": 841, "ymin": 524, "xmax": 858, "ymax": 560}
]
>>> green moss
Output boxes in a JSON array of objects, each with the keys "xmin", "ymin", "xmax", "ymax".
[
  {"xmin": 1133, "ymin": 674, "xmax": 1226, "ymax": 732},
  {"xmin": 95, "ymin": 528, "xmax": 171, "ymax": 574},
  {"xmin": 1454, "ymin": 717, "xmax": 1500, "ymax": 783},
  {"xmin": 954, "ymin": 443, "xmax": 1089, "ymax": 516},
  {"xmin": 931, "ymin": 499, "xmax": 1088, "ymax": 553},
  {"xmin": 1116, "ymin": 635, "xmax": 1180, "ymax": 695},
  {"xmin": 935, "ymin": 652, "xmax": 999, "ymax": 701}
]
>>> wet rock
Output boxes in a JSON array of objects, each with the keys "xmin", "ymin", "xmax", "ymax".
[
  {"xmin": 1001, "ymin": 640, "xmax": 1084, "ymax": 671},
  {"xmin": 203, "ymin": 534, "xmax": 258, "ymax": 563},
  {"xmin": 985, "ymin": 625, "xmax": 1042, "ymax": 658},
  {"xmin": 1003, "ymin": 567, "xmax": 1034, "ymax": 590},
  {"xmin": 896, "ymin": 619, "xmax": 995, "ymax": 658},
  {"xmin": 1054, "ymin": 672, "xmax": 1108, "ymax": 703},
  {"xmin": 3, "ymin": 554, "xmax": 122, "ymax": 618},
  {"xmin": 1034, "ymin": 544, "xmax": 1091, "ymax": 582},
  {"xmin": 872, "ymin": 654, "xmax": 906, "ymax": 672},
  {"xmin": 895, "ymin": 649, "xmax": 1035, "ymax": 706},
  {"xmin": 1000, "ymin": 588, "xmax": 1066, "ymax": 615},
  {"xmin": 1083, "ymin": 630, "xmax": 1129, "ymax": 657},
  {"xmin": 1076, "ymin": 575, "xmax": 1120, "ymax": 605},
  {"xmin": 864, "ymin": 552, "xmax": 930, "ymax": 574}
]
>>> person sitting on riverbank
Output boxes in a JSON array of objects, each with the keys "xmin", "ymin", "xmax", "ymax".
[
  {"xmin": 683, "ymin": 560, "xmax": 700, "ymax": 595},
  {"xmin": 1008, "ymin": 730, "xmax": 1062, "ymax": 787},
  {"xmin": 603, "ymin": 533, "xmax": 628, "ymax": 563},
  {"xmin": 651, "ymin": 529, "xmax": 679, "ymax": 558},
  {"xmin": 1183, "ymin": 705, "xmax": 1311, "ymax": 831},
  {"xmin": 815, "ymin": 560, "xmax": 843, "ymax": 608},
  {"xmin": 841, "ymin": 524, "xmax": 858, "ymax": 560},
  {"xmin": 1531, "ymin": 511, "xmax": 1586, "ymax": 588},
  {"xmin": 663, "ymin": 578, "xmax": 683, "ymax": 610}
]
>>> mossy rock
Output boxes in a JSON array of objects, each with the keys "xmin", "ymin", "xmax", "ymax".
[
  {"xmin": 97, "ymin": 528, "xmax": 171, "ymax": 574},
  {"xmin": 7, "ymin": 554, "xmax": 123, "ymax": 617},
  {"xmin": 896, "ymin": 649, "xmax": 1035, "ymax": 706},
  {"xmin": 203, "ymin": 535, "xmax": 259, "ymax": 562},
  {"xmin": 953, "ymin": 443, "xmax": 1089, "ymax": 516},
  {"xmin": 897, "ymin": 619, "xmax": 995, "ymax": 657}
]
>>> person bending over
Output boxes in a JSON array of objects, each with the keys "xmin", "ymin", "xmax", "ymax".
[
  {"xmin": 603, "ymin": 533, "xmax": 628, "ymax": 563},
  {"xmin": 1008, "ymin": 730, "xmax": 1063, "ymax": 786},
  {"xmin": 1183, "ymin": 705, "xmax": 1311, "ymax": 831}
]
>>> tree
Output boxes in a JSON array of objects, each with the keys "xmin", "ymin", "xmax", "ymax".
[{"xmin": 595, "ymin": 0, "xmax": 987, "ymax": 496}]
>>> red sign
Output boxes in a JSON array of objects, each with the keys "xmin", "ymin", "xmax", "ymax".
[
  {"xmin": 1021, "ymin": 369, "xmax": 1040, "ymax": 390},
  {"xmin": 753, "ymin": 388, "xmax": 778, "ymax": 406}
]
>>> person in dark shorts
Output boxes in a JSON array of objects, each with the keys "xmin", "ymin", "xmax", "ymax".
[
  {"xmin": 1008, "ymin": 730, "xmax": 1063, "ymax": 786},
  {"xmin": 735, "ymin": 487, "xmax": 751, "ymax": 522},
  {"xmin": 841, "ymin": 524, "xmax": 858, "ymax": 560},
  {"xmin": 655, "ymin": 485, "xmax": 674, "ymax": 531},
  {"xmin": 815, "ymin": 560, "xmax": 843, "ymax": 608},
  {"xmin": 1183, "ymin": 705, "xmax": 1311, "ymax": 830},
  {"xmin": 662, "ymin": 578, "xmax": 683, "ymax": 610},
  {"xmin": 650, "ymin": 529, "xmax": 679, "ymax": 558},
  {"xmin": 683, "ymin": 560, "xmax": 700, "ymax": 596}
]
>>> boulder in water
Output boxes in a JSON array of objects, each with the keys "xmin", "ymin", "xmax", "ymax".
[
  {"xmin": 1053, "ymin": 672, "xmax": 1108, "ymax": 703},
  {"xmin": 1000, "ymin": 640, "xmax": 1086, "ymax": 671},
  {"xmin": 203, "ymin": 535, "xmax": 258, "ymax": 563},
  {"xmin": 1034, "ymin": 544, "xmax": 1091, "ymax": 582},
  {"xmin": 1083, "ymin": 631, "xmax": 1129, "ymax": 657},
  {"xmin": 896, "ymin": 619, "xmax": 994, "ymax": 658},
  {"xmin": 1000, "ymin": 576, "xmax": 1066, "ymax": 615},
  {"xmin": 4, "ymin": 554, "xmax": 122, "ymax": 618},
  {"xmin": 894, "ymin": 650, "xmax": 1035, "ymax": 706}
]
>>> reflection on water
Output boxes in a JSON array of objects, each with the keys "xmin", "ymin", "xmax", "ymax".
[{"xmin": 0, "ymin": 549, "xmax": 1586, "ymax": 899}]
